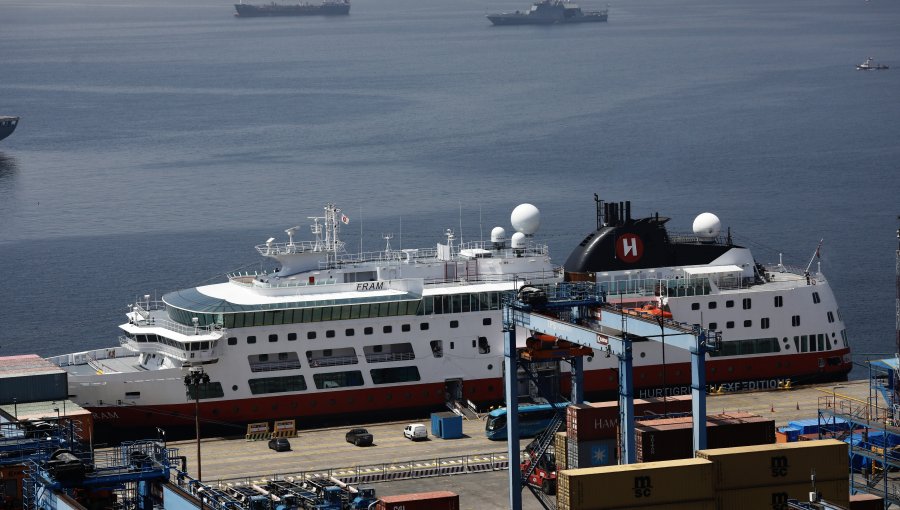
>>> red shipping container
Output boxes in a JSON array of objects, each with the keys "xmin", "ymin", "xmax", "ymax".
[
  {"xmin": 635, "ymin": 413, "xmax": 775, "ymax": 462},
  {"xmin": 377, "ymin": 491, "xmax": 459, "ymax": 510},
  {"xmin": 567, "ymin": 395, "xmax": 692, "ymax": 441}
]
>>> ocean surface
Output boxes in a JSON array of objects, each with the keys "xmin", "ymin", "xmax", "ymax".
[{"xmin": 0, "ymin": 0, "xmax": 898, "ymax": 382}]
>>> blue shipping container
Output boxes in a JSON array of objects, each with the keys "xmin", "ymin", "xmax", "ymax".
[
  {"xmin": 778, "ymin": 426, "xmax": 801, "ymax": 442},
  {"xmin": 787, "ymin": 418, "xmax": 820, "ymax": 435},
  {"xmin": 430, "ymin": 412, "xmax": 463, "ymax": 439}
]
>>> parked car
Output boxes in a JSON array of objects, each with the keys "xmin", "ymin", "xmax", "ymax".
[
  {"xmin": 268, "ymin": 437, "xmax": 291, "ymax": 452},
  {"xmin": 345, "ymin": 428, "xmax": 374, "ymax": 446},
  {"xmin": 403, "ymin": 423, "xmax": 428, "ymax": 441}
]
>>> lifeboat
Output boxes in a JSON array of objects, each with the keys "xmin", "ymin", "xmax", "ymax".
[{"xmin": 624, "ymin": 304, "xmax": 673, "ymax": 319}]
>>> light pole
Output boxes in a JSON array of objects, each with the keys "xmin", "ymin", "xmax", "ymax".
[{"xmin": 183, "ymin": 367, "xmax": 210, "ymax": 482}]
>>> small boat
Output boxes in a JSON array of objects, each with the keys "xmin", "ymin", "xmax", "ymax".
[
  {"xmin": 0, "ymin": 116, "xmax": 19, "ymax": 142},
  {"xmin": 856, "ymin": 57, "xmax": 889, "ymax": 71}
]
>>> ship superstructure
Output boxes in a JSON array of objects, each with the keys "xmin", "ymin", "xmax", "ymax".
[{"xmin": 48, "ymin": 200, "xmax": 851, "ymax": 431}]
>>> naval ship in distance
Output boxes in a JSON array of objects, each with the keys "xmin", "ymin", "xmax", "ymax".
[
  {"xmin": 488, "ymin": 0, "xmax": 607, "ymax": 25},
  {"xmin": 234, "ymin": 0, "xmax": 350, "ymax": 17}
]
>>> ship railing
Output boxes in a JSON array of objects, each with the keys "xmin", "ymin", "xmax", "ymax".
[
  {"xmin": 762, "ymin": 263, "xmax": 827, "ymax": 283},
  {"xmin": 203, "ymin": 450, "xmax": 516, "ymax": 488},
  {"xmin": 307, "ymin": 355, "xmax": 359, "ymax": 368},
  {"xmin": 255, "ymin": 240, "xmax": 323, "ymax": 257},
  {"xmin": 364, "ymin": 352, "xmax": 416, "ymax": 363},
  {"xmin": 132, "ymin": 299, "xmax": 166, "ymax": 320},
  {"xmin": 249, "ymin": 360, "xmax": 304, "ymax": 373},
  {"xmin": 131, "ymin": 315, "xmax": 224, "ymax": 337}
]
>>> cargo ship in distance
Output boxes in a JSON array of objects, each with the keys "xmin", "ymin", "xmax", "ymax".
[
  {"xmin": 487, "ymin": 0, "xmax": 607, "ymax": 25},
  {"xmin": 234, "ymin": 0, "xmax": 349, "ymax": 17},
  {"xmin": 47, "ymin": 198, "xmax": 852, "ymax": 433},
  {"xmin": 0, "ymin": 116, "xmax": 19, "ymax": 142}
]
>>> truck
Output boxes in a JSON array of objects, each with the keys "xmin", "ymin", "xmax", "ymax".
[
  {"xmin": 345, "ymin": 428, "xmax": 373, "ymax": 447},
  {"xmin": 520, "ymin": 441, "xmax": 556, "ymax": 495}
]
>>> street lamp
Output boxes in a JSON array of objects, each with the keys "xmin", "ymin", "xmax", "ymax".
[{"xmin": 183, "ymin": 367, "xmax": 210, "ymax": 482}]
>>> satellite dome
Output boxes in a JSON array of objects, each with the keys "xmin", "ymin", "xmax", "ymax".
[
  {"xmin": 511, "ymin": 204, "xmax": 541, "ymax": 235},
  {"xmin": 490, "ymin": 227, "xmax": 507, "ymax": 243},
  {"xmin": 510, "ymin": 232, "xmax": 526, "ymax": 249},
  {"xmin": 692, "ymin": 212, "xmax": 721, "ymax": 238}
]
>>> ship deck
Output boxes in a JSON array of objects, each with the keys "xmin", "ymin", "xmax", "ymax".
[{"xmin": 61, "ymin": 354, "xmax": 145, "ymax": 376}]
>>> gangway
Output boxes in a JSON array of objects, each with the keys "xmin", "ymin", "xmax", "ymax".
[{"xmin": 502, "ymin": 282, "xmax": 718, "ymax": 510}]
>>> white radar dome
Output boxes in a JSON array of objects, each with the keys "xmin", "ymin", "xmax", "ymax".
[
  {"xmin": 511, "ymin": 232, "xmax": 526, "ymax": 249},
  {"xmin": 692, "ymin": 212, "xmax": 721, "ymax": 238},
  {"xmin": 511, "ymin": 204, "xmax": 541, "ymax": 235},
  {"xmin": 490, "ymin": 227, "xmax": 507, "ymax": 243}
]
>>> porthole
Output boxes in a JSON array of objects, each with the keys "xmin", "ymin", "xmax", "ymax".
[
  {"xmin": 232, "ymin": 385, "xmax": 238, "ymax": 391},
  {"xmin": 640, "ymin": 352, "xmax": 646, "ymax": 358},
  {"xmin": 212, "ymin": 409, "xmax": 219, "ymax": 416},
  {"xmin": 488, "ymin": 364, "xmax": 494, "ymax": 370},
  {"xmin": 727, "ymin": 366, "xmax": 734, "ymax": 373}
]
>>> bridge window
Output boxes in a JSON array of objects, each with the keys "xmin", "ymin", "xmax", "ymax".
[
  {"xmin": 761, "ymin": 318, "xmax": 770, "ymax": 329},
  {"xmin": 227, "ymin": 337, "xmax": 237, "ymax": 346},
  {"xmin": 774, "ymin": 296, "xmax": 783, "ymax": 307},
  {"xmin": 812, "ymin": 292, "xmax": 821, "ymax": 304}
]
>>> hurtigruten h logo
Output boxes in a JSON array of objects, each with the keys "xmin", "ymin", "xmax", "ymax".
[
  {"xmin": 616, "ymin": 233, "xmax": 643, "ymax": 263},
  {"xmin": 632, "ymin": 476, "xmax": 653, "ymax": 498}
]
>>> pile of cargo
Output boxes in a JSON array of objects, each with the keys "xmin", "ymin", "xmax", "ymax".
[
  {"xmin": 635, "ymin": 412, "xmax": 775, "ymax": 462},
  {"xmin": 562, "ymin": 396, "xmax": 692, "ymax": 469},
  {"xmin": 557, "ymin": 439, "xmax": 849, "ymax": 510}
]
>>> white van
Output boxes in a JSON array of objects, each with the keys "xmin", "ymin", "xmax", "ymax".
[{"xmin": 403, "ymin": 423, "xmax": 428, "ymax": 441}]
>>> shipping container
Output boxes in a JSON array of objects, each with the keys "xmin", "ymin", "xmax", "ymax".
[
  {"xmin": 557, "ymin": 458, "xmax": 714, "ymax": 510},
  {"xmin": 555, "ymin": 431, "xmax": 568, "ymax": 471},
  {"xmin": 430, "ymin": 412, "xmax": 463, "ymax": 439},
  {"xmin": 695, "ymin": 439, "xmax": 848, "ymax": 490},
  {"xmin": 566, "ymin": 437, "xmax": 617, "ymax": 468},
  {"xmin": 778, "ymin": 426, "xmax": 800, "ymax": 442},
  {"xmin": 0, "ymin": 355, "xmax": 68, "ymax": 405},
  {"xmin": 603, "ymin": 501, "xmax": 716, "ymax": 510},
  {"xmin": 787, "ymin": 418, "xmax": 821, "ymax": 435},
  {"xmin": 849, "ymin": 492, "xmax": 884, "ymax": 510},
  {"xmin": 376, "ymin": 491, "xmax": 459, "ymax": 510},
  {"xmin": 715, "ymin": 479, "xmax": 849, "ymax": 509},
  {"xmin": 635, "ymin": 414, "xmax": 775, "ymax": 462},
  {"xmin": 567, "ymin": 396, "xmax": 692, "ymax": 442}
]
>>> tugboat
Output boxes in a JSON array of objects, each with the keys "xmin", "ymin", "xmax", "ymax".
[
  {"xmin": 856, "ymin": 57, "xmax": 889, "ymax": 70},
  {"xmin": 487, "ymin": 0, "xmax": 607, "ymax": 25},
  {"xmin": 234, "ymin": 0, "xmax": 350, "ymax": 17},
  {"xmin": 0, "ymin": 116, "xmax": 19, "ymax": 142}
]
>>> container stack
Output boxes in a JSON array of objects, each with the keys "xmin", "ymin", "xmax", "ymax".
[
  {"xmin": 635, "ymin": 412, "xmax": 775, "ymax": 462},
  {"xmin": 554, "ymin": 431, "xmax": 568, "ymax": 471},
  {"xmin": 565, "ymin": 396, "xmax": 693, "ymax": 469},
  {"xmin": 696, "ymin": 439, "xmax": 850, "ymax": 509},
  {"xmin": 557, "ymin": 458, "xmax": 716, "ymax": 510}
]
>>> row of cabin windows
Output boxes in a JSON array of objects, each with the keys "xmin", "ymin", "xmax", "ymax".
[
  {"xmin": 792, "ymin": 333, "xmax": 834, "ymax": 353},
  {"xmin": 247, "ymin": 367, "xmax": 421, "ymax": 395},
  {"xmin": 226, "ymin": 318, "xmax": 488, "ymax": 345},
  {"xmin": 709, "ymin": 337, "xmax": 781, "ymax": 357},
  {"xmin": 706, "ymin": 312, "xmax": 836, "ymax": 331},
  {"xmin": 243, "ymin": 338, "xmax": 490, "ymax": 372},
  {"xmin": 691, "ymin": 292, "xmax": 825, "ymax": 311},
  {"xmin": 205, "ymin": 291, "xmax": 506, "ymax": 329}
]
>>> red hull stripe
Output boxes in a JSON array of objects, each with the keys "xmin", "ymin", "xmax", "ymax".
[{"xmin": 88, "ymin": 349, "xmax": 850, "ymax": 428}]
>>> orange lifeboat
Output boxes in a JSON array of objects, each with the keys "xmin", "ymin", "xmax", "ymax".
[{"xmin": 625, "ymin": 304, "xmax": 673, "ymax": 319}]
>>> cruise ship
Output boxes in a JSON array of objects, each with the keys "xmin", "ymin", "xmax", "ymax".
[{"xmin": 48, "ymin": 199, "xmax": 852, "ymax": 433}]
